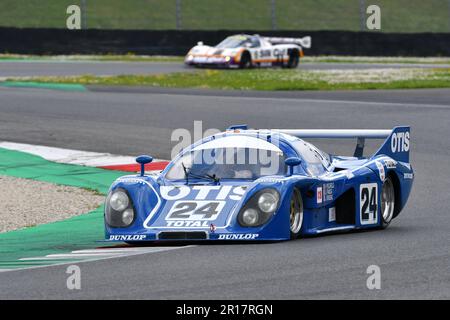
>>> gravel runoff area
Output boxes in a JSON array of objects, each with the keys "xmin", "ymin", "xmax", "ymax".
[{"xmin": 0, "ymin": 175, "xmax": 105, "ymax": 233}]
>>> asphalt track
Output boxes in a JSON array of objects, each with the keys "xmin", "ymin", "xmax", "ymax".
[
  {"xmin": 1, "ymin": 60, "xmax": 449, "ymax": 77},
  {"xmin": 0, "ymin": 85, "xmax": 449, "ymax": 299}
]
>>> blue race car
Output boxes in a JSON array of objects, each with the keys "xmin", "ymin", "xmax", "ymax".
[{"xmin": 104, "ymin": 126, "xmax": 413, "ymax": 242}]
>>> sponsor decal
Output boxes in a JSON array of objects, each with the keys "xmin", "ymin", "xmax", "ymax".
[
  {"xmin": 160, "ymin": 185, "xmax": 246, "ymax": 201},
  {"xmin": 384, "ymin": 159, "xmax": 397, "ymax": 169},
  {"xmin": 166, "ymin": 200, "xmax": 225, "ymax": 221},
  {"xmin": 166, "ymin": 220, "xmax": 210, "ymax": 227},
  {"xmin": 391, "ymin": 131, "xmax": 410, "ymax": 153},
  {"xmin": 360, "ymin": 183, "xmax": 378, "ymax": 225},
  {"xmin": 317, "ymin": 186, "xmax": 323, "ymax": 204},
  {"xmin": 209, "ymin": 223, "xmax": 217, "ymax": 233},
  {"xmin": 404, "ymin": 173, "xmax": 414, "ymax": 180},
  {"xmin": 257, "ymin": 177, "xmax": 284, "ymax": 183},
  {"xmin": 375, "ymin": 161, "xmax": 385, "ymax": 182},
  {"xmin": 218, "ymin": 234, "xmax": 259, "ymax": 240},
  {"xmin": 109, "ymin": 235, "xmax": 147, "ymax": 241},
  {"xmin": 117, "ymin": 178, "xmax": 147, "ymax": 184},
  {"xmin": 323, "ymin": 183, "xmax": 334, "ymax": 202},
  {"xmin": 329, "ymin": 207, "xmax": 336, "ymax": 222}
]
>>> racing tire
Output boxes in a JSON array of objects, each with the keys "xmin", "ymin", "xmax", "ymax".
[
  {"xmin": 239, "ymin": 51, "xmax": 252, "ymax": 69},
  {"xmin": 380, "ymin": 176, "xmax": 395, "ymax": 229},
  {"xmin": 289, "ymin": 188, "xmax": 304, "ymax": 239},
  {"xmin": 284, "ymin": 49, "xmax": 300, "ymax": 69}
]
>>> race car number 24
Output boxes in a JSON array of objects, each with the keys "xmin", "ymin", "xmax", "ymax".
[
  {"xmin": 360, "ymin": 183, "xmax": 378, "ymax": 225},
  {"xmin": 166, "ymin": 201, "xmax": 225, "ymax": 221}
]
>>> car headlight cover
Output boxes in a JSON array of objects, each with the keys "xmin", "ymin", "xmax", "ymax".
[
  {"xmin": 242, "ymin": 208, "xmax": 259, "ymax": 226},
  {"xmin": 257, "ymin": 190, "xmax": 279, "ymax": 213},
  {"xmin": 106, "ymin": 189, "xmax": 135, "ymax": 228},
  {"xmin": 238, "ymin": 188, "xmax": 280, "ymax": 227},
  {"xmin": 109, "ymin": 190, "xmax": 129, "ymax": 211},
  {"xmin": 122, "ymin": 208, "xmax": 135, "ymax": 226}
]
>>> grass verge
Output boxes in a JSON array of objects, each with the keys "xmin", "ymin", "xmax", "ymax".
[
  {"xmin": 0, "ymin": 54, "xmax": 184, "ymax": 63},
  {"xmin": 2, "ymin": 54, "xmax": 450, "ymax": 65},
  {"xmin": 0, "ymin": 147, "xmax": 125, "ymax": 268},
  {"xmin": 11, "ymin": 68, "xmax": 450, "ymax": 91}
]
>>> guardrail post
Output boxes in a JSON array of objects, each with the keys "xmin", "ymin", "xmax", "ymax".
[
  {"xmin": 176, "ymin": 0, "xmax": 182, "ymax": 30},
  {"xmin": 81, "ymin": 0, "xmax": 87, "ymax": 29},
  {"xmin": 359, "ymin": 0, "xmax": 366, "ymax": 31},
  {"xmin": 270, "ymin": 0, "xmax": 277, "ymax": 30}
]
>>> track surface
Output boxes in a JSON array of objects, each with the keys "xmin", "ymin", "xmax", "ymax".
[
  {"xmin": 0, "ymin": 86, "xmax": 449, "ymax": 299},
  {"xmin": 1, "ymin": 60, "xmax": 449, "ymax": 77}
]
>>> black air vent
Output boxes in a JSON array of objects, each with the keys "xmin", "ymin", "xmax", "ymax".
[{"xmin": 158, "ymin": 231, "xmax": 207, "ymax": 240}]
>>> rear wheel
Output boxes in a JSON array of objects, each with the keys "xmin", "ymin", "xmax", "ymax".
[
  {"xmin": 239, "ymin": 51, "xmax": 252, "ymax": 69},
  {"xmin": 284, "ymin": 49, "xmax": 299, "ymax": 69},
  {"xmin": 380, "ymin": 176, "xmax": 395, "ymax": 228},
  {"xmin": 289, "ymin": 188, "xmax": 303, "ymax": 239}
]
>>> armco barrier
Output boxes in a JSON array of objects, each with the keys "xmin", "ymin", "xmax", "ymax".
[{"xmin": 1, "ymin": 28, "xmax": 450, "ymax": 56}]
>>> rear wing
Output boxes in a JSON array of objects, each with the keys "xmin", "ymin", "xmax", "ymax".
[
  {"xmin": 272, "ymin": 127, "xmax": 410, "ymax": 162},
  {"xmin": 263, "ymin": 36, "xmax": 311, "ymax": 49}
]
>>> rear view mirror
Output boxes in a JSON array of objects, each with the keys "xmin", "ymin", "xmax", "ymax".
[{"xmin": 285, "ymin": 157, "xmax": 302, "ymax": 176}]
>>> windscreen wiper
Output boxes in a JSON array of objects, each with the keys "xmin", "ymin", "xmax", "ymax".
[{"xmin": 187, "ymin": 170, "xmax": 220, "ymax": 184}]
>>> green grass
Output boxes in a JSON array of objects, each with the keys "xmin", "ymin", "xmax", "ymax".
[
  {"xmin": 2, "ymin": 54, "xmax": 450, "ymax": 64},
  {"xmin": 10, "ymin": 68, "xmax": 450, "ymax": 91},
  {"xmin": 0, "ymin": 53, "xmax": 184, "ymax": 62},
  {"xmin": 1, "ymin": 0, "xmax": 449, "ymax": 32}
]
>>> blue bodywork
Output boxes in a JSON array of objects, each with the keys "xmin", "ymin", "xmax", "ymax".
[{"xmin": 104, "ymin": 127, "xmax": 414, "ymax": 242}]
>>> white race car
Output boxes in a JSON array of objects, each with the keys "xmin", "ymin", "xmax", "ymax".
[{"xmin": 185, "ymin": 34, "xmax": 311, "ymax": 69}]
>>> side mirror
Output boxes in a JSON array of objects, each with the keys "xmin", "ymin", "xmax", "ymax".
[
  {"xmin": 197, "ymin": 41, "xmax": 204, "ymax": 46},
  {"xmin": 285, "ymin": 157, "xmax": 302, "ymax": 176},
  {"xmin": 136, "ymin": 155, "xmax": 153, "ymax": 176}
]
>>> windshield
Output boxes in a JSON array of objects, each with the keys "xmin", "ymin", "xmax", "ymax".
[
  {"xmin": 165, "ymin": 147, "xmax": 286, "ymax": 181},
  {"xmin": 291, "ymin": 139, "xmax": 331, "ymax": 175},
  {"xmin": 216, "ymin": 36, "xmax": 249, "ymax": 48}
]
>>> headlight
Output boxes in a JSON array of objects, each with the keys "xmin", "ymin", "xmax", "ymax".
[
  {"xmin": 109, "ymin": 190, "xmax": 129, "ymax": 211},
  {"xmin": 242, "ymin": 208, "xmax": 259, "ymax": 226},
  {"xmin": 238, "ymin": 188, "xmax": 280, "ymax": 227},
  {"xmin": 187, "ymin": 54, "xmax": 194, "ymax": 61},
  {"xmin": 122, "ymin": 208, "xmax": 134, "ymax": 225},
  {"xmin": 257, "ymin": 190, "xmax": 279, "ymax": 213},
  {"xmin": 105, "ymin": 189, "xmax": 135, "ymax": 228},
  {"xmin": 225, "ymin": 56, "xmax": 231, "ymax": 62}
]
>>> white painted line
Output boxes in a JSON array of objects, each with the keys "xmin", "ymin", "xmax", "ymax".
[
  {"xmin": 71, "ymin": 248, "xmax": 152, "ymax": 254},
  {"xmin": 315, "ymin": 226, "xmax": 355, "ymax": 234},
  {"xmin": 161, "ymin": 92, "xmax": 450, "ymax": 109},
  {"xmin": 18, "ymin": 246, "xmax": 189, "ymax": 263},
  {"xmin": 0, "ymin": 141, "xmax": 166, "ymax": 167},
  {"xmin": 19, "ymin": 253, "xmax": 124, "ymax": 261}
]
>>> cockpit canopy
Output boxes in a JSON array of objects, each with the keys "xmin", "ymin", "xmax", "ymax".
[
  {"xmin": 165, "ymin": 135, "xmax": 286, "ymax": 180},
  {"xmin": 215, "ymin": 35, "xmax": 261, "ymax": 49}
]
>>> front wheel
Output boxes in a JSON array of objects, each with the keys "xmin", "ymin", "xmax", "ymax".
[
  {"xmin": 380, "ymin": 176, "xmax": 395, "ymax": 228},
  {"xmin": 239, "ymin": 51, "xmax": 252, "ymax": 69},
  {"xmin": 289, "ymin": 188, "xmax": 304, "ymax": 239}
]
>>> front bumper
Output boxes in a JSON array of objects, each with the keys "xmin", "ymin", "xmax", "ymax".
[{"xmin": 185, "ymin": 55, "xmax": 239, "ymax": 68}]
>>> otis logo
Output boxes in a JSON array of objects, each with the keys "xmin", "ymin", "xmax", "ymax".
[{"xmin": 391, "ymin": 131, "xmax": 410, "ymax": 153}]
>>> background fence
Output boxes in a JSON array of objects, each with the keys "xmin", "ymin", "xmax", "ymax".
[{"xmin": 1, "ymin": 0, "xmax": 450, "ymax": 33}]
